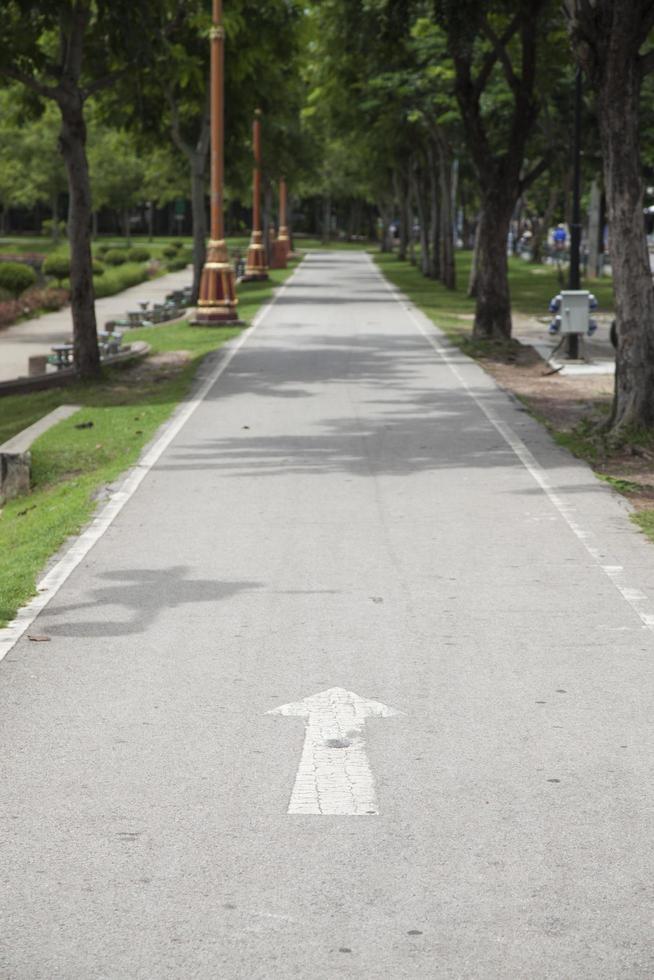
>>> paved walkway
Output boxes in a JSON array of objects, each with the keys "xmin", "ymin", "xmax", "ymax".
[
  {"xmin": 0, "ymin": 267, "xmax": 191, "ymax": 382},
  {"xmin": 3, "ymin": 253, "xmax": 654, "ymax": 977}
]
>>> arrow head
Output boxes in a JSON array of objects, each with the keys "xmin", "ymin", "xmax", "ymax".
[{"xmin": 267, "ymin": 687, "xmax": 401, "ymax": 719}]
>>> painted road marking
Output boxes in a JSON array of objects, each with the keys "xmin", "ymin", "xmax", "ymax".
[
  {"xmin": 268, "ymin": 687, "xmax": 401, "ymax": 816},
  {"xmin": 372, "ymin": 255, "xmax": 654, "ymax": 636},
  {"xmin": 0, "ymin": 265, "xmax": 304, "ymax": 666}
]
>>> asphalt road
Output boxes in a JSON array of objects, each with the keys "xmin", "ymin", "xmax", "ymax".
[{"xmin": 3, "ymin": 252, "xmax": 654, "ymax": 978}]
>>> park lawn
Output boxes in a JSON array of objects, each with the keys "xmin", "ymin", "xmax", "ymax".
[
  {"xmin": 375, "ymin": 250, "xmax": 614, "ymax": 336},
  {"xmin": 0, "ymin": 263, "xmax": 297, "ymax": 628}
]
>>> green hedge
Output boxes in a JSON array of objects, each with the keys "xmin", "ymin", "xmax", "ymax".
[
  {"xmin": 128, "ymin": 247, "xmax": 151, "ymax": 262},
  {"xmin": 104, "ymin": 249, "xmax": 127, "ymax": 266},
  {"xmin": 93, "ymin": 263, "xmax": 149, "ymax": 298},
  {"xmin": 0, "ymin": 261, "xmax": 38, "ymax": 296}
]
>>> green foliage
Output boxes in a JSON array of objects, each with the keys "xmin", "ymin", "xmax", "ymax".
[
  {"xmin": 104, "ymin": 248, "xmax": 127, "ymax": 266},
  {"xmin": 92, "ymin": 258, "xmax": 105, "ymax": 276},
  {"xmin": 162, "ymin": 245, "xmax": 177, "ymax": 258},
  {"xmin": 93, "ymin": 263, "xmax": 149, "ymax": 297},
  {"xmin": 0, "ymin": 261, "xmax": 37, "ymax": 296},
  {"xmin": 43, "ymin": 252, "xmax": 70, "ymax": 283},
  {"xmin": 166, "ymin": 256, "xmax": 190, "ymax": 271},
  {"xmin": 128, "ymin": 247, "xmax": 151, "ymax": 262}
]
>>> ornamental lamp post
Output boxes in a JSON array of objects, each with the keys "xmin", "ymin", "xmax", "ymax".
[
  {"xmin": 276, "ymin": 178, "xmax": 290, "ymax": 259},
  {"xmin": 243, "ymin": 109, "xmax": 269, "ymax": 281},
  {"xmin": 192, "ymin": 0, "xmax": 239, "ymax": 325}
]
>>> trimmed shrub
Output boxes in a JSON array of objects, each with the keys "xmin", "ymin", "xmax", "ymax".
[
  {"xmin": 93, "ymin": 259, "xmax": 105, "ymax": 276},
  {"xmin": 162, "ymin": 245, "xmax": 177, "ymax": 258},
  {"xmin": 95, "ymin": 244, "xmax": 109, "ymax": 258},
  {"xmin": 93, "ymin": 262, "xmax": 149, "ymax": 298},
  {"xmin": 104, "ymin": 248, "xmax": 127, "ymax": 266},
  {"xmin": 166, "ymin": 256, "xmax": 191, "ymax": 271},
  {"xmin": 43, "ymin": 253, "xmax": 71, "ymax": 284},
  {"xmin": 0, "ymin": 298, "xmax": 22, "ymax": 327},
  {"xmin": 128, "ymin": 246, "xmax": 151, "ymax": 262},
  {"xmin": 172, "ymin": 239, "xmax": 185, "ymax": 251},
  {"xmin": 22, "ymin": 286, "xmax": 69, "ymax": 312},
  {"xmin": 0, "ymin": 261, "xmax": 37, "ymax": 297}
]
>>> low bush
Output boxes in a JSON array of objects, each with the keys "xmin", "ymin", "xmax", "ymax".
[
  {"xmin": 166, "ymin": 256, "xmax": 191, "ymax": 271},
  {"xmin": 22, "ymin": 286, "xmax": 69, "ymax": 312},
  {"xmin": 162, "ymin": 245, "xmax": 177, "ymax": 258},
  {"xmin": 0, "ymin": 252, "xmax": 45, "ymax": 270},
  {"xmin": 41, "ymin": 218, "xmax": 67, "ymax": 239},
  {"xmin": 0, "ymin": 298, "xmax": 22, "ymax": 327},
  {"xmin": 43, "ymin": 253, "xmax": 71, "ymax": 284},
  {"xmin": 93, "ymin": 259, "xmax": 105, "ymax": 276},
  {"xmin": 128, "ymin": 246, "xmax": 151, "ymax": 262},
  {"xmin": 95, "ymin": 244, "xmax": 109, "ymax": 258},
  {"xmin": 104, "ymin": 249, "xmax": 127, "ymax": 266},
  {"xmin": 93, "ymin": 262, "xmax": 149, "ymax": 298},
  {"xmin": 0, "ymin": 261, "xmax": 37, "ymax": 297},
  {"xmin": 172, "ymin": 240, "xmax": 185, "ymax": 251}
]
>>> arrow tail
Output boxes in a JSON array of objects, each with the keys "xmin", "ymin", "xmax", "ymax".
[{"xmin": 288, "ymin": 726, "xmax": 378, "ymax": 816}]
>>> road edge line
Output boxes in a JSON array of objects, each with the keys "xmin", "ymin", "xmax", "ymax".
[
  {"xmin": 0, "ymin": 262, "xmax": 304, "ymax": 664},
  {"xmin": 371, "ymin": 254, "xmax": 654, "ymax": 634}
]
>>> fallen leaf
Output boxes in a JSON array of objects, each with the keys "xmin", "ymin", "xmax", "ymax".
[{"xmin": 27, "ymin": 635, "xmax": 51, "ymax": 642}]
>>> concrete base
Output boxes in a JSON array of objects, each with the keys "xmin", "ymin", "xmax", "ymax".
[{"xmin": 0, "ymin": 404, "xmax": 81, "ymax": 505}]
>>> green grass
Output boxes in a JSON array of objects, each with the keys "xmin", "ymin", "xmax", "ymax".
[
  {"xmin": 375, "ymin": 250, "xmax": 614, "ymax": 331},
  {"xmin": 0, "ymin": 263, "xmax": 298, "ymax": 628}
]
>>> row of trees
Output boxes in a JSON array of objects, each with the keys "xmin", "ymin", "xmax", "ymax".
[
  {"xmin": 0, "ymin": 0, "xmax": 307, "ymax": 377},
  {"xmin": 1, "ymin": 1, "xmax": 653, "ymax": 436},
  {"xmin": 303, "ymin": 0, "xmax": 654, "ymax": 434}
]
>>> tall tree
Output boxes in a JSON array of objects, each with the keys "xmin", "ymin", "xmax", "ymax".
[
  {"xmin": 564, "ymin": 1, "xmax": 654, "ymax": 434},
  {"xmin": 436, "ymin": 0, "xmax": 553, "ymax": 339},
  {"xmin": 0, "ymin": 1, "xmax": 157, "ymax": 378}
]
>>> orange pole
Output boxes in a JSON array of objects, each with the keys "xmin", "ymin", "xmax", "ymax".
[
  {"xmin": 210, "ymin": 0, "xmax": 224, "ymax": 242},
  {"xmin": 252, "ymin": 110, "xmax": 261, "ymax": 234}
]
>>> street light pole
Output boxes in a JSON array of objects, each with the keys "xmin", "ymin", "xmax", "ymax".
[
  {"xmin": 567, "ymin": 66, "xmax": 583, "ymax": 358},
  {"xmin": 277, "ymin": 179, "xmax": 290, "ymax": 259},
  {"xmin": 192, "ymin": 0, "xmax": 239, "ymax": 325},
  {"xmin": 244, "ymin": 109, "xmax": 269, "ymax": 281}
]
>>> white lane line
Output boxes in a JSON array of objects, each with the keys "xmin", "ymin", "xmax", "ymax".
[
  {"xmin": 268, "ymin": 687, "xmax": 401, "ymax": 816},
  {"xmin": 0, "ymin": 266, "xmax": 303, "ymax": 665},
  {"xmin": 372, "ymin": 256, "xmax": 654, "ymax": 634}
]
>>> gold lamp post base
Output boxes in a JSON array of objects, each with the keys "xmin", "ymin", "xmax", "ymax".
[
  {"xmin": 242, "ymin": 232, "xmax": 269, "ymax": 281},
  {"xmin": 190, "ymin": 239, "xmax": 242, "ymax": 326}
]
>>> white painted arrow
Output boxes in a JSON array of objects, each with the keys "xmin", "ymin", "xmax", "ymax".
[{"xmin": 267, "ymin": 687, "xmax": 401, "ymax": 815}]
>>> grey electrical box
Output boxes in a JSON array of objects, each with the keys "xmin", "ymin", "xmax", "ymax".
[{"xmin": 560, "ymin": 290, "xmax": 589, "ymax": 334}]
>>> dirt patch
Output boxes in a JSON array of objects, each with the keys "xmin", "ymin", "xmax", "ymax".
[
  {"xmin": 121, "ymin": 350, "xmax": 192, "ymax": 384},
  {"xmin": 469, "ymin": 336, "xmax": 654, "ymax": 516}
]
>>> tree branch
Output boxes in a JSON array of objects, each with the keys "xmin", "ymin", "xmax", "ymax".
[
  {"xmin": 167, "ymin": 88, "xmax": 193, "ymax": 160},
  {"xmin": 479, "ymin": 14, "xmax": 520, "ymax": 94},
  {"xmin": 0, "ymin": 64, "xmax": 58, "ymax": 100},
  {"xmin": 473, "ymin": 12, "xmax": 520, "ymax": 97},
  {"xmin": 519, "ymin": 157, "xmax": 549, "ymax": 194},
  {"xmin": 82, "ymin": 68, "xmax": 128, "ymax": 99}
]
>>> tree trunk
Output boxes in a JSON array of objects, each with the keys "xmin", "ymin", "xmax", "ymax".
[
  {"xmin": 599, "ymin": 62, "xmax": 654, "ymax": 431},
  {"xmin": 412, "ymin": 167, "xmax": 430, "ymax": 277},
  {"xmin": 586, "ymin": 177, "xmax": 601, "ymax": 278},
  {"xmin": 437, "ymin": 139, "xmax": 456, "ymax": 290},
  {"xmin": 58, "ymin": 92, "xmax": 100, "ymax": 379},
  {"xmin": 51, "ymin": 192, "xmax": 61, "ymax": 242},
  {"xmin": 122, "ymin": 207, "xmax": 131, "ymax": 245},
  {"xmin": 467, "ymin": 220, "xmax": 479, "ymax": 297},
  {"xmin": 473, "ymin": 190, "xmax": 514, "ymax": 339},
  {"xmin": 190, "ymin": 159, "xmax": 207, "ymax": 303},
  {"xmin": 427, "ymin": 141, "xmax": 440, "ymax": 280},
  {"xmin": 530, "ymin": 182, "xmax": 559, "ymax": 263},
  {"xmin": 322, "ymin": 194, "xmax": 331, "ymax": 243},
  {"xmin": 92, "ymin": 209, "xmax": 98, "ymax": 240},
  {"xmin": 394, "ymin": 171, "xmax": 409, "ymax": 261}
]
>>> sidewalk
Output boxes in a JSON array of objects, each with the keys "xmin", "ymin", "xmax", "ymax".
[
  {"xmin": 0, "ymin": 267, "xmax": 192, "ymax": 382},
  {"xmin": 3, "ymin": 252, "xmax": 654, "ymax": 977}
]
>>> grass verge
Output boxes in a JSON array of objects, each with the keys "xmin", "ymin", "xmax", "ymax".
[{"xmin": 0, "ymin": 263, "xmax": 297, "ymax": 628}]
